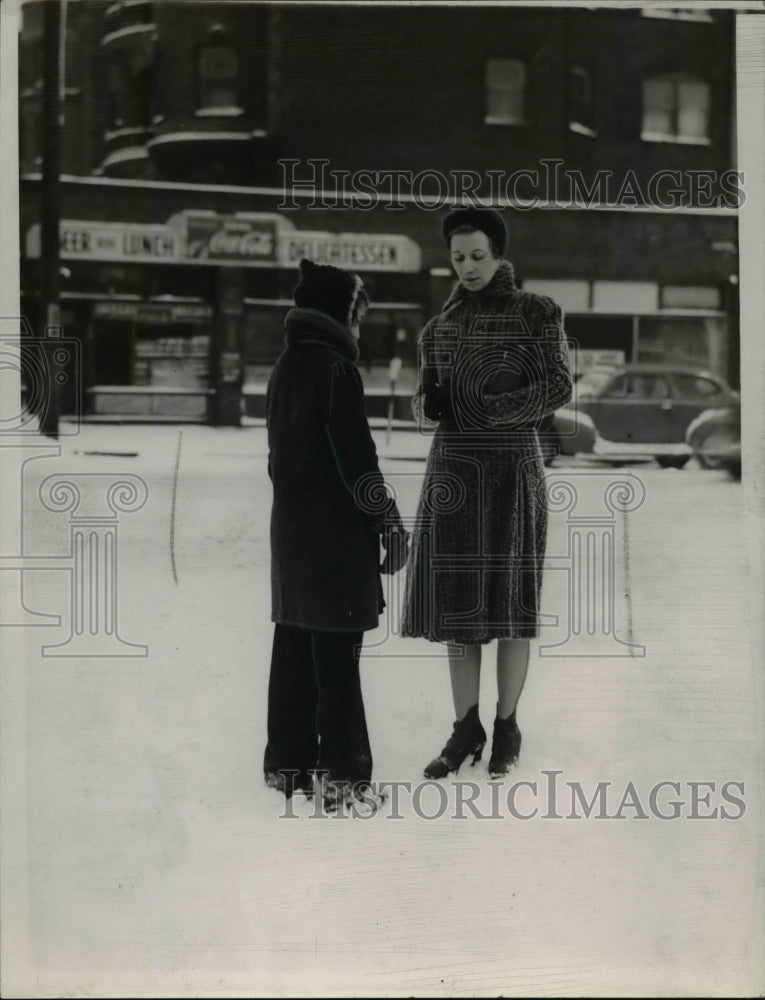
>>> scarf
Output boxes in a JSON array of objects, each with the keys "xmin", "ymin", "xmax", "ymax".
[
  {"xmin": 283, "ymin": 307, "xmax": 360, "ymax": 362},
  {"xmin": 440, "ymin": 259, "xmax": 519, "ymax": 319}
]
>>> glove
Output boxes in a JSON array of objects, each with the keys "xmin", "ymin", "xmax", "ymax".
[
  {"xmin": 423, "ymin": 379, "xmax": 452, "ymax": 421},
  {"xmin": 380, "ymin": 525, "xmax": 410, "ymax": 575}
]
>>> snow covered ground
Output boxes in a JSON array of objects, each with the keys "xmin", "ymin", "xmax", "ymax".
[{"xmin": 2, "ymin": 423, "xmax": 762, "ymax": 997}]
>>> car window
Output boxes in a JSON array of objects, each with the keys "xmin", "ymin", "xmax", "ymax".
[
  {"xmin": 672, "ymin": 375, "xmax": 721, "ymax": 400},
  {"xmin": 576, "ymin": 368, "xmax": 617, "ymax": 397},
  {"xmin": 601, "ymin": 374, "xmax": 628, "ymax": 398},
  {"xmin": 626, "ymin": 374, "xmax": 669, "ymax": 398}
]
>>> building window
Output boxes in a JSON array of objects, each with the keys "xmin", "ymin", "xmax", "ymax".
[
  {"xmin": 19, "ymin": 98, "xmax": 42, "ymax": 171},
  {"xmin": 485, "ymin": 58, "xmax": 526, "ymax": 125},
  {"xmin": 661, "ymin": 285, "xmax": 722, "ymax": 310},
  {"xmin": 641, "ymin": 8, "xmax": 713, "ymax": 22},
  {"xmin": 569, "ymin": 66, "xmax": 596, "ymax": 136},
  {"xmin": 197, "ymin": 43, "xmax": 240, "ymax": 112},
  {"xmin": 106, "ymin": 59, "xmax": 152, "ymax": 131},
  {"xmin": 642, "ymin": 74, "xmax": 710, "ymax": 144},
  {"xmin": 19, "ymin": 37, "xmax": 44, "ymax": 95}
]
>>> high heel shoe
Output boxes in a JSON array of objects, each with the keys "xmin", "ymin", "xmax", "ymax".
[
  {"xmin": 488, "ymin": 706, "xmax": 522, "ymax": 777},
  {"xmin": 424, "ymin": 704, "xmax": 486, "ymax": 780}
]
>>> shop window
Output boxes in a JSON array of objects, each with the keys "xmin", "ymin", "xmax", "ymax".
[
  {"xmin": 569, "ymin": 66, "xmax": 596, "ymax": 136},
  {"xmin": 642, "ymin": 74, "xmax": 710, "ymax": 144},
  {"xmin": 133, "ymin": 330, "xmax": 211, "ymax": 389},
  {"xmin": 485, "ymin": 58, "xmax": 526, "ymax": 125},
  {"xmin": 197, "ymin": 43, "xmax": 241, "ymax": 112}
]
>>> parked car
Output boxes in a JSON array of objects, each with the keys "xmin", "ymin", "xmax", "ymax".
[
  {"xmin": 539, "ymin": 407, "xmax": 597, "ymax": 466},
  {"xmin": 685, "ymin": 403, "xmax": 741, "ymax": 479},
  {"xmin": 567, "ymin": 363, "xmax": 739, "ymax": 468}
]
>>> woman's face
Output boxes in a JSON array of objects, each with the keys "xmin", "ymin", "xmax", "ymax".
[{"xmin": 450, "ymin": 230, "xmax": 500, "ymax": 291}]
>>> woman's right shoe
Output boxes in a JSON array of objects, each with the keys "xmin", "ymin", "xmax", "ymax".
[{"xmin": 424, "ymin": 704, "xmax": 487, "ymax": 780}]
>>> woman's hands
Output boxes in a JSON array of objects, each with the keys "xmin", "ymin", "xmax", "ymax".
[{"xmin": 423, "ymin": 378, "xmax": 452, "ymax": 421}]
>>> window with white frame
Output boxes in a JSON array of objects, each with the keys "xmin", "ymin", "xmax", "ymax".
[
  {"xmin": 485, "ymin": 58, "xmax": 526, "ymax": 125},
  {"xmin": 197, "ymin": 43, "xmax": 241, "ymax": 112},
  {"xmin": 569, "ymin": 65, "xmax": 595, "ymax": 135},
  {"xmin": 642, "ymin": 74, "xmax": 710, "ymax": 144}
]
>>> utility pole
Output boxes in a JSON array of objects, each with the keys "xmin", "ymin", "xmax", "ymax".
[{"xmin": 39, "ymin": 0, "xmax": 62, "ymax": 439}]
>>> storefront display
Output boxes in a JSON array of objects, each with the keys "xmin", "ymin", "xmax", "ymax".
[{"xmin": 20, "ymin": 178, "xmax": 737, "ymax": 423}]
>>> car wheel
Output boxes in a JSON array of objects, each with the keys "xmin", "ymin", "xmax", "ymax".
[
  {"xmin": 655, "ymin": 454, "xmax": 690, "ymax": 470},
  {"xmin": 694, "ymin": 427, "xmax": 737, "ymax": 470}
]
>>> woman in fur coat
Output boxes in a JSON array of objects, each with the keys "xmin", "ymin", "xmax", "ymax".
[
  {"xmin": 264, "ymin": 258, "xmax": 409, "ymax": 809},
  {"xmin": 401, "ymin": 206, "xmax": 572, "ymax": 779}
]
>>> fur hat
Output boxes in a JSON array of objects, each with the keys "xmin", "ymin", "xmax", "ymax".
[
  {"xmin": 292, "ymin": 258, "xmax": 368, "ymax": 327},
  {"xmin": 442, "ymin": 206, "xmax": 508, "ymax": 256}
]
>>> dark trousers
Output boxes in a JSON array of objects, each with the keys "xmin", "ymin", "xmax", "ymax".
[{"xmin": 263, "ymin": 623, "xmax": 373, "ymax": 790}]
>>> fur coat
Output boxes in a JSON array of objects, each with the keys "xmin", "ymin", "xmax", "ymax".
[{"xmin": 401, "ymin": 260, "xmax": 572, "ymax": 644}]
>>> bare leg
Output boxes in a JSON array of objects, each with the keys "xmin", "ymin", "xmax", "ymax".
[
  {"xmin": 496, "ymin": 638, "xmax": 530, "ymax": 719},
  {"xmin": 447, "ymin": 642, "xmax": 481, "ymax": 719}
]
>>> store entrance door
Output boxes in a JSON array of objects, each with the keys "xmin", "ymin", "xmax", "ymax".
[{"xmin": 94, "ymin": 321, "xmax": 132, "ymax": 385}]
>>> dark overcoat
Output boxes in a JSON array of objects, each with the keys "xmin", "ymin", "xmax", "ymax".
[
  {"xmin": 401, "ymin": 260, "xmax": 573, "ymax": 645},
  {"xmin": 267, "ymin": 307, "xmax": 400, "ymax": 632}
]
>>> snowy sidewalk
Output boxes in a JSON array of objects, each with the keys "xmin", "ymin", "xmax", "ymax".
[{"xmin": 3, "ymin": 424, "xmax": 762, "ymax": 998}]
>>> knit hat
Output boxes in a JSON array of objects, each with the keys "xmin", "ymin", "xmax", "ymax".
[
  {"xmin": 442, "ymin": 206, "xmax": 508, "ymax": 256},
  {"xmin": 292, "ymin": 258, "xmax": 368, "ymax": 327}
]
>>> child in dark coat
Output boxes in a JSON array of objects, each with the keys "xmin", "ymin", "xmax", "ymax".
[{"xmin": 264, "ymin": 259, "xmax": 409, "ymax": 809}]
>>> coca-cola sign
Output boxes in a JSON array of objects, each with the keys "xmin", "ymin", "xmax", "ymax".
[{"xmin": 186, "ymin": 215, "xmax": 277, "ymax": 263}]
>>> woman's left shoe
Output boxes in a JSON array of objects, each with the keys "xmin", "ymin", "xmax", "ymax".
[{"xmin": 488, "ymin": 709, "xmax": 522, "ymax": 777}]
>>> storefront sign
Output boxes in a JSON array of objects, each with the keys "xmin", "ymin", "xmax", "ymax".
[
  {"xmin": 281, "ymin": 232, "xmax": 421, "ymax": 273},
  {"xmin": 26, "ymin": 213, "xmax": 423, "ymax": 274},
  {"xmin": 26, "ymin": 221, "xmax": 180, "ymax": 262},
  {"xmin": 94, "ymin": 301, "xmax": 212, "ymax": 324},
  {"xmin": 185, "ymin": 214, "xmax": 278, "ymax": 263}
]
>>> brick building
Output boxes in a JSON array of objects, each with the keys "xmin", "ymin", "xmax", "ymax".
[{"xmin": 19, "ymin": 1, "xmax": 740, "ymax": 422}]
